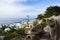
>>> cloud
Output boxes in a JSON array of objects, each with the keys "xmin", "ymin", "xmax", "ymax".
[
  {"xmin": 0, "ymin": 0, "xmax": 28, "ymax": 3},
  {"xmin": 15, "ymin": 0, "xmax": 27, "ymax": 2},
  {"xmin": 0, "ymin": 0, "xmax": 33, "ymax": 18},
  {"xmin": 0, "ymin": 0, "xmax": 47, "ymax": 19}
]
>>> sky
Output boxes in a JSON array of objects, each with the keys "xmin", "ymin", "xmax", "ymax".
[{"xmin": 0, "ymin": 0, "xmax": 60, "ymax": 19}]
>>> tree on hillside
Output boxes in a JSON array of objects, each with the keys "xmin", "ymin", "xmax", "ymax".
[
  {"xmin": 36, "ymin": 14, "xmax": 44, "ymax": 20},
  {"xmin": 36, "ymin": 6, "xmax": 60, "ymax": 20},
  {"xmin": 45, "ymin": 6, "xmax": 60, "ymax": 17}
]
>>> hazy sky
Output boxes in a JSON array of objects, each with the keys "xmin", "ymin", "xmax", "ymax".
[{"xmin": 0, "ymin": 0, "xmax": 60, "ymax": 18}]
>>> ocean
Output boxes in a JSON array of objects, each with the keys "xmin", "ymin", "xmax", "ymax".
[{"xmin": 0, "ymin": 17, "xmax": 35, "ymax": 25}]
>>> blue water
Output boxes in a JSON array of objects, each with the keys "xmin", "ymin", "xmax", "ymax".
[{"xmin": 0, "ymin": 17, "xmax": 35, "ymax": 25}]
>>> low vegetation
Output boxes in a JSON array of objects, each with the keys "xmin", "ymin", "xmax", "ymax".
[{"xmin": 0, "ymin": 25, "xmax": 26, "ymax": 40}]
